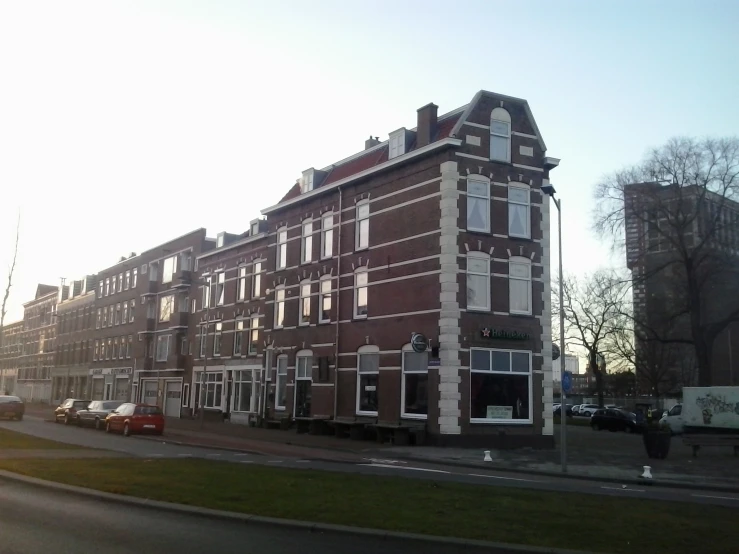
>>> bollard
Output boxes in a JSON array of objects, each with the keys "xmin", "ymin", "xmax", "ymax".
[
  {"xmin": 483, "ymin": 450, "xmax": 492, "ymax": 462},
  {"xmin": 640, "ymin": 465, "xmax": 653, "ymax": 479}
]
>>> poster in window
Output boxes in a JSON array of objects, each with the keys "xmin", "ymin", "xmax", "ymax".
[{"xmin": 486, "ymin": 405, "xmax": 513, "ymax": 419}]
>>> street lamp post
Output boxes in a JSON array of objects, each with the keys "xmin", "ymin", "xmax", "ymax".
[
  {"xmin": 542, "ymin": 184, "xmax": 566, "ymax": 473},
  {"xmin": 187, "ymin": 276, "xmax": 212, "ymax": 430}
]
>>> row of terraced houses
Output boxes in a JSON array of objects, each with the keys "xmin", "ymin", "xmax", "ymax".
[{"xmin": 0, "ymin": 90, "xmax": 560, "ymax": 447}]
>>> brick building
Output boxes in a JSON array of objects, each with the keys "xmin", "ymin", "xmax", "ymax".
[
  {"xmin": 51, "ymin": 276, "xmax": 97, "ymax": 403},
  {"xmin": 15, "ymin": 285, "xmax": 58, "ymax": 402},
  {"xmin": 192, "ymin": 90, "xmax": 559, "ymax": 447},
  {"xmin": 0, "ymin": 320, "xmax": 24, "ymax": 394}
]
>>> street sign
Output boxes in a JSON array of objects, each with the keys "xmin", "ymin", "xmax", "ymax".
[
  {"xmin": 562, "ymin": 371, "xmax": 572, "ymax": 394},
  {"xmin": 411, "ymin": 333, "xmax": 428, "ymax": 353},
  {"xmin": 552, "ymin": 343, "xmax": 560, "ymax": 361}
]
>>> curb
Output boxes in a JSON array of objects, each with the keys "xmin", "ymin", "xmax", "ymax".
[
  {"xmin": 391, "ymin": 454, "xmax": 739, "ymax": 494},
  {"xmin": 0, "ymin": 469, "xmax": 597, "ymax": 554}
]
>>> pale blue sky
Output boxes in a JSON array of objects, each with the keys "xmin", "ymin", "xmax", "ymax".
[{"xmin": 1, "ymin": 0, "xmax": 737, "ymax": 322}]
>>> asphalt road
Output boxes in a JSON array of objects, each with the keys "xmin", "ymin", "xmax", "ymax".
[
  {"xmin": 3, "ymin": 417, "xmax": 739, "ymax": 508},
  {"xmin": 0, "ymin": 479, "xmax": 497, "ymax": 554}
]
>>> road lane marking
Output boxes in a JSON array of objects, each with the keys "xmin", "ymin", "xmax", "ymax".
[
  {"xmin": 360, "ymin": 463, "xmax": 450, "ymax": 474},
  {"xmin": 234, "ymin": 453, "xmax": 248, "ymax": 457},
  {"xmin": 601, "ymin": 486, "xmax": 645, "ymax": 493},
  {"xmin": 267, "ymin": 460, "xmax": 283, "ymax": 463},
  {"xmin": 240, "ymin": 460, "xmax": 254, "ymax": 464},
  {"xmin": 468, "ymin": 473, "xmax": 535, "ymax": 482},
  {"xmin": 692, "ymin": 494, "xmax": 739, "ymax": 501}
]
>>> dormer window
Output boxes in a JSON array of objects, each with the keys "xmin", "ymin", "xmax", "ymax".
[
  {"xmin": 216, "ymin": 233, "xmax": 225, "ymax": 248},
  {"xmin": 250, "ymin": 221, "xmax": 259, "ymax": 236},
  {"xmin": 301, "ymin": 169, "xmax": 315, "ymax": 193},
  {"xmin": 389, "ymin": 128, "xmax": 406, "ymax": 160}
]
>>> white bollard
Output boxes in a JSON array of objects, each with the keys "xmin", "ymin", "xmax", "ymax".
[
  {"xmin": 641, "ymin": 465, "xmax": 653, "ymax": 479},
  {"xmin": 483, "ymin": 450, "xmax": 492, "ymax": 462}
]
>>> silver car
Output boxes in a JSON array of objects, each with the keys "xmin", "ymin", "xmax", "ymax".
[{"xmin": 75, "ymin": 400, "xmax": 123, "ymax": 430}]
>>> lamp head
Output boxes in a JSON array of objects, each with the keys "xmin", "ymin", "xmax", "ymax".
[{"xmin": 541, "ymin": 184, "xmax": 557, "ymax": 196}]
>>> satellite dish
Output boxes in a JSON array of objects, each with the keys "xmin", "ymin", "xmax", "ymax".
[{"xmin": 552, "ymin": 343, "xmax": 561, "ymax": 361}]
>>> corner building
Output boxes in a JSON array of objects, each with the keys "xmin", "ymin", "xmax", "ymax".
[{"xmin": 197, "ymin": 90, "xmax": 559, "ymax": 447}]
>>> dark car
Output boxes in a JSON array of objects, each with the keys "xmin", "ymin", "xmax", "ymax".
[
  {"xmin": 75, "ymin": 400, "xmax": 123, "ymax": 430},
  {"xmin": 105, "ymin": 403, "xmax": 165, "ymax": 436},
  {"xmin": 0, "ymin": 395, "xmax": 25, "ymax": 420},
  {"xmin": 591, "ymin": 408, "xmax": 642, "ymax": 433},
  {"xmin": 54, "ymin": 398, "xmax": 91, "ymax": 425},
  {"xmin": 554, "ymin": 404, "xmax": 573, "ymax": 417}
]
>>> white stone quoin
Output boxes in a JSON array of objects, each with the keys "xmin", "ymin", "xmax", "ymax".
[{"xmin": 540, "ymin": 177, "xmax": 554, "ymax": 436}]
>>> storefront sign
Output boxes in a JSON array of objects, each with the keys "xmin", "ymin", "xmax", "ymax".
[
  {"xmin": 411, "ymin": 333, "xmax": 428, "ymax": 353},
  {"xmin": 428, "ymin": 359, "xmax": 441, "ymax": 367},
  {"xmin": 486, "ymin": 405, "xmax": 513, "ymax": 419},
  {"xmin": 480, "ymin": 328, "xmax": 530, "ymax": 341},
  {"xmin": 90, "ymin": 367, "xmax": 133, "ymax": 376}
]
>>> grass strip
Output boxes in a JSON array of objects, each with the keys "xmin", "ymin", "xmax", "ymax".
[
  {"xmin": 0, "ymin": 458, "xmax": 734, "ymax": 554},
  {"xmin": 0, "ymin": 428, "xmax": 85, "ymax": 449}
]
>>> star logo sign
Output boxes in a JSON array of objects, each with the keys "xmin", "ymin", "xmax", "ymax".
[{"xmin": 481, "ymin": 328, "xmax": 491, "ymax": 338}]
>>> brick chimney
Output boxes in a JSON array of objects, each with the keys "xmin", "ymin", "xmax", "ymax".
[
  {"xmin": 365, "ymin": 136, "xmax": 380, "ymax": 150},
  {"xmin": 416, "ymin": 103, "xmax": 438, "ymax": 148}
]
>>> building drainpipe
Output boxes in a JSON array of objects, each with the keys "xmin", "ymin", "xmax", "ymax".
[{"xmin": 332, "ymin": 186, "xmax": 343, "ymax": 420}]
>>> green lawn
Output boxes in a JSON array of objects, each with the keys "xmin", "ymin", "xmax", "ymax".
[
  {"xmin": 0, "ymin": 428, "xmax": 84, "ymax": 449},
  {"xmin": 0, "ymin": 458, "xmax": 735, "ymax": 554}
]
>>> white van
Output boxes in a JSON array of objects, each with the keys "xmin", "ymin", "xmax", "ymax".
[{"xmin": 660, "ymin": 404, "xmax": 684, "ymax": 435}]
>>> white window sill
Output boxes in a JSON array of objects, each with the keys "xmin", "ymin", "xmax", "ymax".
[
  {"xmin": 508, "ymin": 233, "xmax": 532, "ymax": 240},
  {"xmin": 466, "ymin": 227, "xmax": 491, "ymax": 234},
  {"xmin": 274, "ymin": 406, "xmax": 286, "ymax": 411},
  {"xmin": 299, "ymin": 322, "xmax": 310, "ymax": 327},
  {"xmin": 354, "ymin": 314, "xmax": 368, "ymax": 320},
  {"xmin": 356, "ymin": 410, "xmax": 378, "ymax": 417},
  {"xmin": 509, "ymin": 310, "xmax": 533, "ymax": 317},
  {"xmin": 466, "ymin": 307, "xmax": 491, "ymax": 313},
  {"xmin": 401, "ymin": 413, "xmax": 427, "ymax": 420},
  {"xmin": 470, "ymin": 418, "xmax": 533, "ymax": 425}
]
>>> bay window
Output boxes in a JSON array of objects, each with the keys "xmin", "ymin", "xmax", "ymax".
[
  {"xmin": 490, "ymin": 107, "xmax": 511, "ymax": 162},
  {"xmin": 508, "ymin": 184, "xmax": 530, "ymax": 238},
  {"xmin": 275, "ymin": 355, "xmax": 288, "ymax": 410},
  {"xmin": 300, "ymin": 280, "xmax": 311, "ymax": 326},
  {"xmin": 467, "ymin": 178, "xmax": 490, "ymax": 233},
  {"xmin": 509, "ymin": 257, "xmax": 532, "ymax": 315},
  {"xmin": 356, "ymin": 346, "xmax": 379, "ymax": 415},
  {"xmin": 402, "ymin": 347, "xmax": 429, "ymax": 418},
  {"xmin": 470, "ymin": 348, "xmax": 532, "ymax": 423},
  {"xmin": 276, "ymin": 227, "xmax": 287, "ymax": 270},
  {"xmin": 274, "ymin": 286, "xmax": 285, "ymax": 329},
  {"xmin": 466, "ymin": 253, "xmax": 490, "ymax": 311}
]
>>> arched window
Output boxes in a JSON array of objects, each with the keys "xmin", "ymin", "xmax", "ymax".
[
  {"xmin": 490, "ymin": 107, "xmax": 511, "ymax": 162},
  {"xmin": 356, "ymin": 345, "xmax": 379, "ymax": 415},
  {"xmin": 508, "ymin": 182, "xmax": 530, "ymax": 238},
  {"xmin": 276, "ymin": 226, "xmax": 288, "ymax": 270},
  {"xmin": 509, "ymin": 256, "xmax": 532, "ymax": 315},
  {"xmin": 402, "ymin": 343, "xmax": 429, "ymax": 418},
  {"xmin": 466, "ymin": 252, "xmax": 490, "ymax": 311},
  {"xmin": 299, "ymin": 279, "xmax": 311, "ymax": 326}
]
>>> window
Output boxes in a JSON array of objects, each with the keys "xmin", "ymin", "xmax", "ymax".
[
  {"xmin": 117, "ymin": 273, "xmax": 123, "ymax": 292},
  {"xmin": 112, "ymin": 276, "xmax": 118, "ymax": 294},
  {"xmin": 320, "ymin": 276, "xmax": 332, "ymax": 322},
  {"xmin": 275, "ymin": 356, "xmax": 288, "ymax": 410},
  {"xmin": 300, "ymin": 170, "xmax": 314, "ymax": 194},
  {"xmin": 237, "ymin": 266, "xmax": 247, "ymax": 302},
  {"xmin": 147, "ymin": 301, "xmax": 156, "ymax": 320},
  {"xmin": 402, "ymin": 347, "xmax": 429, "ymax": 418},
  {"xmin": 115, "ymin": 303, "xmax": 121, "ymax": 325},
  {"xmin": 295, "ymin": 351, "xmax": 312, "ymax": 417},
  {"xmin": 251, "ymin": 221, "xmax": 259, "ymax": 236},
  {"xmin": 355, "ymin": 202, "xmax": 369, "ymax": 250},
  {"xmin": 509, "ymin": 257, "xmax": 532, "ymax": 315},
  {"xmin": 213, "ymin": 322, "xmax": 222, "ymax": 356},
  {"xmin": 129, "ymin": 299, "xmax": 135, "ymax": 323},
  {"xmin": 252, "ymin": 261, "xmax": 262, "ymax": 297},
  {"xmin": 276, "ymin": 227, "xmax": 287, "ymax": 270},
  {"xmin": 93, "ymin": 340, "xmax": 99, "ymax": 361},
  {"xmin": 199, "ymin": 327, "xmax": 207, "ymax": 358},
  {"xmin": 249, "ymin": 316, "xmax": 259, "ymax": 355},
  {"xmin": 112, "ymin": 338, "xmax": 118, "ymax": 360},
  {"xmin": 300, "ymin": 280, "xmax": 311, "ymax": 326},
  {"xmin": 132, "ymin": 268, "xmax": 138, "ymax": 288},
  {"xmin": 301, "ymin": 219, "xmax": 313, "ymax": 263},
  {"xmin": 159, "ymin": 295, "xmax": 174, "ymax": 322},
  {"xmin": 122, "ymin": 302, "xmax": 128, "ymax": 324},
  {"xmin": 234, "ymin": 320, "xmax": 244, "ymax": 356},
  {"xmin": 96, "ymin": 308, "xmax": 101, "ymax": 329},
  {"xmin": 102, "ymin": 306, "xmax": 109, "ymax": 327},
  {"xmin": 216, "ymin": 272, "xmax": 225, "ymax": 306},
  {"xmin": 162, "ymin": 256, "xmax": 177, "ymax": 284},
  {"xmin": 356, "ymin": 346, "xmax": 379, "ymax": 415},
  {"xmin": 470, "ymin": 348, "xmax": 531, "ymax": 422},
  {"xmin": 126, "ymin": 336, "xmax": 132, "ymax": 359},
  {"xmin": 389, "ymin": 129, "xmax": 405, "ymax": 159},
  {"xmin": 106, "ymin": 339, "xmax": 112, "ymax": 360},
  {"xmin": 156, "ymin": 335, "xmax": 170, "ymax": 362},
  {"xmin": 467, "ymin": 253, "xmax": 490, "ymax": 311},
  {"xmin": 321, "ymin": 213, "xmax": 333, "ymax": 259},
  {"xmin": 490, "ymin": 107, "xmax": 511, "ymax": 162},
  {"xmin": 179, "ymin": 295, "xmax": 189, "ymax": 313},
  {"xmin": 181, "ymin": 336, "xmax": 188, "ymax": 355},
  {"xmin": 202, "ymin": 276, "xmax": 211, "ymax": 309},
  {"xmin": 182, "ymin": 383, "xmax": 190, "ymax": 407},
  {"xmin": 508, "ymin": 184, "xmax": 530, "ymax": 238},
  {"xmin": 105, "ymin": 278, "xmax": 110, "ymax": 296},
  {"xmin": 274, "ymin": 286, "xmax": 285, "ymax": 329},
  {"xmin": 98, "ymin": 281, "xmax": 104, "ymax": 298},
  {"xmin": 467, "ymin": 179, "xmax": 490, "ymax": 233},
  {"xmin": 232, "ymin": 370, "xmax": 253, "ymax": 412},
  {"xmin": 354, "ymin": 270, "xmax": 368, "ymax": 318},
  {"xmin": 198, "ymin": 372, "xmax": 223, "ymax": 409},
  {"xmin": 124, "ymin": 271, "xmax": 130, "ymax": 290}
]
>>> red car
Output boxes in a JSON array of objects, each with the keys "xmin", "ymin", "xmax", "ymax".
[
  {"xmin": 105, "ymin": 403, "xmax": 164, "ymax": 436},
  {"xmin": 0, "ymin": 396, "xmax": 25, "ymax": 420}
]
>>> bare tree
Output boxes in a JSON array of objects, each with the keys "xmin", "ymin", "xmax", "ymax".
[
  {"xmin": 595, "ymin": 137, "xmax": 739, "ymax": 386},
  {"xmin": 554, "ymin": 270, "xmax": 630, "ymax": 407},
  {"xmin": 0, "ymin": 214, "xmax": 20, "ymax": 350}
]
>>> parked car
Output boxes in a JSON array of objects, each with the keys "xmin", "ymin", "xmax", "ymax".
[
  {"xmin": 54, "ymin": 398, "xmax": 91, "ymax": 424},
  {"xmin": 659, "ymin": 404, "xmax": 684, "ymax": 435},
  {"xmin": 571, "ymin": 405, "xmax": 581, "ymax": 416},
  {"xmin": 554, "ymin": 404, "xmax": 573, "ymax": 417},
  {"xmin": 578, "ymin": 404, "xmax": 601, "ymax": 417},
  {"xmin": 105, "ymin": 403, "xmax": 164, "ymax": 436},
  {"xmin": 591, "ymin": 409, "xmax": 642, "ymax": 433},
  {"xmin": 0, "ymin": 395, "xmax": 24, "ymax": 420},
  {"xmin": 75, "ymin": 400, "xmax": 123, "ymax": 430}
]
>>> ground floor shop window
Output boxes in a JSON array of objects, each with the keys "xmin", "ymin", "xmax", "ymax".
[
  {"xmin": 402, "ymin": 347, "xmax": 428, "ymax": 418},
  {"xmin": 195, "ymin": 372, "xmax": 223, "ymax": 409},
  {"xmin": 356, "ymin": 346, "xmax": 379, "ymax": 415},
  {"xmin": 470, "ymin": 348, "xmax": 531, "ymax": 422},
  {"xmin": 232, "ymin": 370, "xmax": 254, "ymax": 412}
]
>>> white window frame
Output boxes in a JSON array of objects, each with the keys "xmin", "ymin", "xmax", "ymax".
[
  {"xmin": 321, "ymin": 213, "xmax": 333, "ymax": 259},
  {"xmin": 301, "ymin": 219, "xmax": 313, "ymax": 264},
  {"xmin": 466, "ymin": 252, "xmax": 490, "ymax": 311},
  {"xmin": 401, "ymin": 344, "xmax": 429, "ymax": 420},
  {"xmin": 388, "ymin": 129, "xmax": 405, "ymax": 159},
  {"xmin": 122, "ymin": 301, "xmax": 128, "ymax": 324},
  {"xmin": 132, "ymin": 268, "xmax": 138, "ymax": 288},
  {"xmin": 299, "ymin": 280, "xmax": 311, "ymax": 326},
  {"xmin": 319, "ymin": 275, "xmax": 332, "ymax": 323},
  {"xmin": 252, "ymin": 261, "xmax": 262, "ymax": 298},
  {"xmin": 159, "ymin": 295, "xmax": 174, "ymax": 323},
  {"xmin": 213, "ymin": 322, "xmax": 222, "ymax": 357},
  {"xmin": 469, "ymin": 347, "xmax": 533, "ymax": 424},
  {"xmin": 355, "ymin": 201, "xmax": 369, "ymax": 250},
  {"xmin": 248, "ymin": 316, "xmax": 259, "ymax": 355},
  {"xmin": 232, "ymin": 369, "xmax": 254, "ymax": 413},
  {"xmin": 275, "ymin": 355, "xmax": 288, "ymax": 410},
  {"xmin": 93, "ymin": 340, "xmax": 99, "ymax": 361},
  {"xmin": 508, "ymin": 183, "xmax": 531, "ymax": 239},
  {"xmin": 202, "ymin": 276, "xmax": 211, "ymax": 309},
  {"xmin": 509, "ymin": 256, "xmax": 532, "ymax": 315},
  {"xmin": 466, "ymin": 178, "xmax": 490, "ymax": 233},
  {"xmin": 274, "ymin": 286, "xmax": 285, "ymax": 329},
  {"xmin": 129, "ymin": 299, "xmax": 135, "ymax": 323},
  {"xmin": 233, "ymin": 319, "xmax": 244, "ymax": 356},
  {"xmin": 216, "ymin": 272, "xmax": 225, "ymax": 307},
  {"xmin": 199, "ymin": 327, "xmax": 207, "ymax": 358},
  {"xmin": 197, "ymin": 371, "xmax": 224, "ymax": 410},
  {"xmin": 156, "ymin": 335, "xmax": 170, "ymax": 362},
  {"xmin": 300, "ymin": 170, "xmax": 314, "ymax": 194},
  {"xmin": 490, "ymin": 107, "xmax": 511, "ymax": 163},
  {"xmin": 126, "ymin": 336, "xmax": 132, "ymax": 359},
  {"xmin": 354, "ymin": 269, "xmax": 368, "ymax": 319},
  {"xmin": 276, "ymin": 227, "xmax": 288, "ymax": 270},
  {"xmin": 124, "ymin": 271, "xmax": 130, "ymax": 290},
  {"xmin": 237, "ymin": 266, "xmax": 247, "ymax": 302},
  {"xmin": 356, "ymin": 345, "xmax": 379, "ymax": 416}
]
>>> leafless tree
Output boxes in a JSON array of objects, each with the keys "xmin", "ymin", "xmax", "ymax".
[
  {"xmin": 554, "ymin": 270, "xmax": 630, "ymax": 407},
  {"xmin": 594, "ymin": 137, "xmax": 739, "ymax": 386},
  {"xmin": 0, "ymin": 214, "xmax": 20, "ymax": 350}
]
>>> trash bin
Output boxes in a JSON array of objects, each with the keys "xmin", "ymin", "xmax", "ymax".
[{"xmin": 643, "ymin": 428, "xmax": 671, "ymax": 459}]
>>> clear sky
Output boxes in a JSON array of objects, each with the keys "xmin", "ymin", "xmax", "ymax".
[{"xmin": 1, "ymin": 0, "xmax": 737, "ymax": 323}]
